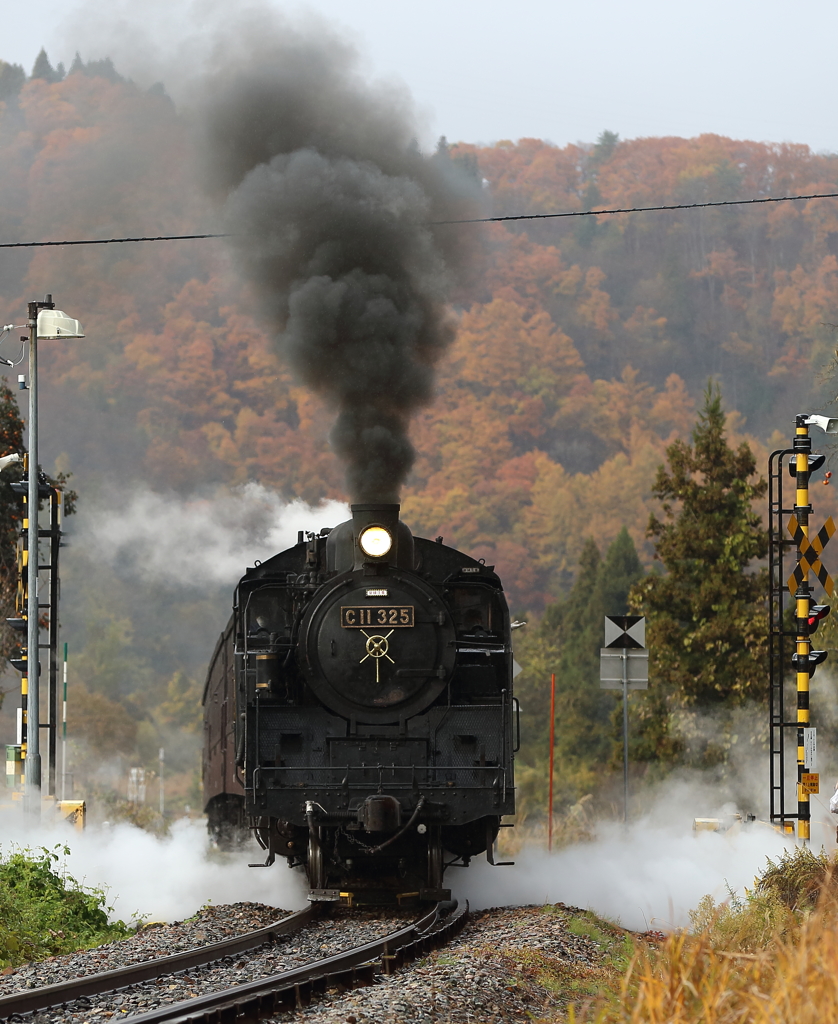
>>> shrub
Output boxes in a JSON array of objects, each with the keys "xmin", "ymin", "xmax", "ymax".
[
  {"xmin": 0, "ymin": 844, "xmax": 133, "ymax": 967},
  {"xmin": 567, "ymin": 848, "xmax": 838, "ymax": 1022},
  {"xmin": 753, "ymin": 845, "xmax": 836, "ymax": 910}
]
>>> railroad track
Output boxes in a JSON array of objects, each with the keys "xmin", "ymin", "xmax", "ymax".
[
  {"xmin": 0, "ymin": 907, "xmax": 318, "ymax": 1019},
  {"xmin": 0, "ymin": 901, "xmax": 467, "ymax": 1023}
]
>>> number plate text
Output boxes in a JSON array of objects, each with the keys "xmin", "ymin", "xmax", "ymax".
[{"xmin": 341, "ymin": 606, "xmax": 415, "ymax": 628}]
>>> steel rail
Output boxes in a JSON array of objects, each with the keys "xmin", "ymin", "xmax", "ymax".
[
  {"xmin": 115, "ymin": 900, "xmax": 467, "ymax": 1024},
  {"xmin": 0, "ymin": 907, "xmax": 317, "ymax": 1019}
]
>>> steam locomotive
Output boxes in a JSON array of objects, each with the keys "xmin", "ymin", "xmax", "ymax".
[{"xmin": 202, "ymin": 503, "xmax": 517, "ymax": 903}]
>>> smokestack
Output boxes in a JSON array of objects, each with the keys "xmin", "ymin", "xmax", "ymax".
[{"xmin": 199, "ymin": 17, "xmax": 478, "ymax": 503}]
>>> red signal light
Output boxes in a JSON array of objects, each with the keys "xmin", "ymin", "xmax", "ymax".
[{"xmin": 808, "ymin": 604, "xmax": 831, "ymax": 628}]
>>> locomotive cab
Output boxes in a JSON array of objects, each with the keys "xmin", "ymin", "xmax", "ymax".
[{"xmin": 202, "ymin": 502, "xmax": 516, "ymax": 904}]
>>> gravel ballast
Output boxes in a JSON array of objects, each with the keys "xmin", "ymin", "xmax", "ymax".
[
  {"xmin": 0, "ymin": 903, "xmax": 287, "ymax": 994},
  {"xmin": 283, "ymin": 904, "xmax": 630, "ymax": 1023},
  {"xmin": 0, "ymin": 902, "xmax": 634, "ymax": 1023},
  {"xmin": 0, "ymin": 904, "xmax": 415, "ymax": 1024}
]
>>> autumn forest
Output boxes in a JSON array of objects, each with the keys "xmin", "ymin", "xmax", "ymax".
[{"xmin": 1, "ymin": 50, "xmax": 837, "ymax": 814}]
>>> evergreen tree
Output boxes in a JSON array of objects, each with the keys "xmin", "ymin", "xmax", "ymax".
[
  {"xmin": 628, "ymin": 382, "xmax": 768, "ymax": 767},
  {"xmin": 31, "ymin": 49, "xmax": 63, "ymax": 84},
  {"xmin": 83, "ymin": 57, "xmax": 123, "ymax": 84},
  {"xmin": 0, "ymin": 60, "xmax": 25, "ymax": 101},
  {"xmin": 514, "ymin": 528, "xmax": 643, "ymax": 810},
  {"xmin": 590, "ymin": 129, "xmax": 620, "ymax": 167},
  {"xmin": 68, "ymin": 53, "xmax": 124, "ymax": 84},
  {"xmin": 148, "ymin": 82, "xmax": 169, "ymax": 100},
  {"xmin": 598, "ymin": 526, "xmax": 644, "ymax": 617}
]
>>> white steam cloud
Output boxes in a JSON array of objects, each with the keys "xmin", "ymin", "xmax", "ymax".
[
  {"xmin": 2, "ymin": 781, "xmax": 827, "ymax": 928},
  {"xmin": 460, "ymin": 778, "xmax": 808, "ymax": 931},
  {"xmin": 459, "ymin": 820, "xmax": 791, "ymax": 931},
  {"xmin": 76, "ymin": 484, "xmax": 349, "ymax": 588},
  {"xmin": 2, "ymin": 811, "xmax": 306, "ymax": 922},
  {"xmin": 2, "ymin": 805, "xmax": 796, "ymax": 930}
]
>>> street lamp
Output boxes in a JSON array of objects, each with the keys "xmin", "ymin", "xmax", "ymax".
[
  {"xmin": 23, "ymin": 295, "xmax": 83, "ymax": 815},
  {"xmin": 804, "ymin": 415, "xmax": 838, "ymax": 434}
]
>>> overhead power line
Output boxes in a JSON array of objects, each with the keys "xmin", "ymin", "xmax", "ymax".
[
  {"xmin": 434, "ymin": 191, "xmax": 838, "ymax": 224},
  {"xmin": 0, "ymin": 232, "xmax": 229, "ymax": 249},
  {"xmin": 1, "ymin": 190, "xmax": 838, "ymax": 247}
]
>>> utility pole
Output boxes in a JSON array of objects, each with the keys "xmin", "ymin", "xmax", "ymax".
[{"xmin": 23, "ymin": 295, "xmax": 52, "ymax": 813}]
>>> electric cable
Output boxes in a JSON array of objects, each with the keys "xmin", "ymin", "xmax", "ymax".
[
  {"xmin": 433, "ymin": 190, "xmax": 838, "ymax": 224},
  {"xmin": 0, "ymin": 326, "xmax": 27, "ymax": 368},
  {"xmin": 0, "ymin": 233, "xmax": 228, "ymax": 249},
  {"xmin": 5, "ymin": 342, "xmax": 28, "ymax": 367},
  {"xmin": 0, "ymin": 190, "xmax": 837, "ymax": 247},
  {"xmin": 0, "ymin": 344, "xmax": 28, "ymax": 368}
]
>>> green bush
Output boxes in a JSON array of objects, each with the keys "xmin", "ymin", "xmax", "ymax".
[
  {"xmin": 0, "ymin": 844, "xmax": 134, "ymax": 967},
  {"xmin": 754, "ymin": 846, "xmax": 837, "ymax": 911},
  {"xmin": 689, "ymin": 888, "xmax": 796, "ymax": 952},
  {"xmin": 687, "ymin": 847, "xmax": 838, "ymax": 953}
]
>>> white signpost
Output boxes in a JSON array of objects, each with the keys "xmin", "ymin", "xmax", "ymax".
[
  {"xmin": 599, "ymin": 649, "xmax": 649, "ymax": 689},
  {"xmin": 803, "ymin": 727, "xmax": 817, "ymax": 775},
  {"xmin": 600, "ymin": 616, "xmax": 648, "ymax": 823}
]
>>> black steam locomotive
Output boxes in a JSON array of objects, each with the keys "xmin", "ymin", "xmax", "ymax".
[{"xmin": 202, "ymin": 503, "xmax": 517, "ymax": 903}]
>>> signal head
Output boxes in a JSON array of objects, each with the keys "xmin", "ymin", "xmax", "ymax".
[
  {"xmin": 789, "ymin": 454, "xmax": 827, "ymax": 477},
  {"xmin": 808, "ymin": 604, "xmax": 831, "ymax": 627},
  {"xmin": 792, "ymin": 650, "xmax": 829, "ymax": 676}
]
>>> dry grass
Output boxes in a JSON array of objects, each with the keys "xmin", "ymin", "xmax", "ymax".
[
  {"xmin": 499, "ymin": 795, "xmax": 598, "ymax": 858},
  {"xmin": 564, "ymin": 848, "xmax": 838, "ymax": 1024},
  {"xmin": 568, "ymin": 908, "xmax": 838, "ymax": 1023}
]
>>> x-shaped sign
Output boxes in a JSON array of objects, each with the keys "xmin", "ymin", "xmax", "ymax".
[
  {"xmin": 359, "ymin": 629, "xmax": 394, "ymax": 683},
  {"xmin": 787, "ymin": 516, "xmax": 836, "ymax": 596}
]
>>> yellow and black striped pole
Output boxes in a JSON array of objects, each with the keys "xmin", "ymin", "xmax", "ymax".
[
  {"xmin": 18, "ymin": 463, "xmax": 29, "ymax": 777},
  {"xmin": 794, "ymin": 415, "xmax": 812, "ymax": 843}
]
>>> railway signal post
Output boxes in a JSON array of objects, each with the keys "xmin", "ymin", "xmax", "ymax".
[
  {"xmin": 600, "ymin": 616, "xmax": 647, "ymax": 823},
  {"xmin": 1, "ymin": 296, "xmax": 83, "ymax": 816},
  {"xmin": 768, "ymin": 413, "xmax": 837, "ymax": 842}
]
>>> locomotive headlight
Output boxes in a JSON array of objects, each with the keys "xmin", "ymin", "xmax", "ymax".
[{"xmin": 359, "ymin": 525, "xmax": 392, "ymax": 558}]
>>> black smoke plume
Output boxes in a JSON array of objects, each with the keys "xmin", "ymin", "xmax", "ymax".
[{"xmin": 200, "ymin": 20, "xmax": 478, "ymax": 503}]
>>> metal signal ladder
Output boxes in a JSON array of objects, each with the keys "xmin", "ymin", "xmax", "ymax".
[{"xmin": 768, "ymin": 445, "xmax": 798, "ymax": 832}]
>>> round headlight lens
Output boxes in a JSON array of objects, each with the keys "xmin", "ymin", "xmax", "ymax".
[{"xmin": 359, "ymin": 526, "xmax": 392, "ymax": 558}]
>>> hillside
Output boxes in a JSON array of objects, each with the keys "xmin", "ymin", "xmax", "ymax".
[{"xmin": 1, "ymin": 53, "xmax": 837, "ymax": 805}]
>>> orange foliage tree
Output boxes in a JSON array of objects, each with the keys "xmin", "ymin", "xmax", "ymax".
[{"xmin": 1, "ymin": 65, "xmax": 837, "ymax": 616}]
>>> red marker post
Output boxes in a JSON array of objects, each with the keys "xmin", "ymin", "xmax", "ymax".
[{"xmin": 548, "ymin": 672, "xmax": 556, "ymax": 851}]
